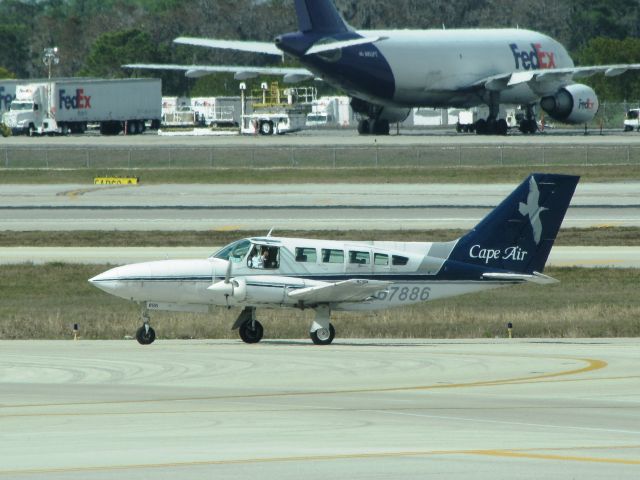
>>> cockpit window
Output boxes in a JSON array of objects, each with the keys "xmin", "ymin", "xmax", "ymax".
[
  {"xmin": 212, "ymin": 239, "xmax": 251, "ymax": 263},
  {"xmin": 248, "ymin": 245, "xmax": 280, "ymax": 269}
]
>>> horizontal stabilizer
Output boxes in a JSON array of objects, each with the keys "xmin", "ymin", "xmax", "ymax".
[
  {"xmin": 174, "ymin": 37, "xmax": 282, "ymax": 56},
  {"xmin": 305, "ymin": 37, "xmax": 385, "ymax": 55},
  {"xmin": 482, "ymin": 271, "xmax": 558, "ymax": 285},
  {"xmin": 288, "ymin": 279, "xmax": 390, "ymax": 304}
]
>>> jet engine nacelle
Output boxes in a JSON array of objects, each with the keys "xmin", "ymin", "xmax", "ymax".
[{"xmin": 540, "ymin": 84, "xmax": 599, "ymax": 124}]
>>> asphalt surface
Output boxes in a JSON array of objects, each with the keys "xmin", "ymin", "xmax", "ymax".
[
  {"xmin": 1, "ymin": 182, "xmax": 639, "ymax": 231},
  {"xmin": 1, "ymin": 339, "xmax": 638, "ymax": 479}
]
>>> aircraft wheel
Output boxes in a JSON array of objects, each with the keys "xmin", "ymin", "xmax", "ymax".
[
  {"xmin": 496, "ymin": 119, "xmax": 508, "ymax": 136},
  {"xmin": 239, "ymin": 320, "xmax": 264, "ymax": 344},
  {"xmin": 357, "ymin": 120, "xmax": 370, "ymax": 135},
  {"xmin": 373, "ymin": 119, "xmax": 390, "ymax": 135},
  {"xmin": 475, "ymin": 119, "xmax": 487, "ymax": 135},
  {"xmin": 136, "ymin": 325, "xmax": 156, "ymax": 345},
  {"xmin": 310, "ymin": 323, "xmax": 335, "ymax": 345}
]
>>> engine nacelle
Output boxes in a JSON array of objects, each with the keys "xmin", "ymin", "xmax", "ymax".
[
  {"xmin": 208, "ymin": 278, "xmax": 247, "ymax": 305},
  {"xmin": 540, "ymin": 84, "xmax": 599, "ymax": 124}
]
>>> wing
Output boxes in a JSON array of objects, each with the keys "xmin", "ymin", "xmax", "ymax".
[
  {"xmin": 174, "ymin": 37, "xmax": 282, "ymax": 56},
  {"xmin": 122, "ymin": 63, "xmax": 315, "ymax": 83},
  {"xmin": 288, "ymin": 279, "xmax": 391, "ymax": 304},
  {"xmin": 474, "ymin": 64, "xmax": 640, "ymax": 94}
]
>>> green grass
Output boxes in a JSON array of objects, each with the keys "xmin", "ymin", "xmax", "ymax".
[
  {"xmin": 1, "ymin": 264, "xmax": 638, "ymax": 340},
  {"xmin": 1, "ymin": 164, "xmax": 639, "ymax": 184},
  {"xmin": 1, "ymin": 227, "xmax": 639, "ymax": 247}
]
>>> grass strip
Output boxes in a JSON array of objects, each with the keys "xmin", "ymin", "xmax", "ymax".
[
  {"xmin": 1, "ymin": 264, "xmax": 638, "ymax": 340},
  {"xmin": 1, "ymin": 227, "xmax": 639, "ymax": 247},
  {"xmin": 1, "ymin": 165, "xmax": 639, "ymax": 184}
]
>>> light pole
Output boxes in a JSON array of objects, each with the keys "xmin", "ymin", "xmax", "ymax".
[
  {"xmin": 42, "ymin": 47, "xmax": 59, "ymax": 80},
  {"xmin": 42, "ymin": 47, "xmax": 59, "ymax": 120}
]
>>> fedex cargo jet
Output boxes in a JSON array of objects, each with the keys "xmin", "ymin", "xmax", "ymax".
[{"xmin": 126, "ymin": 0, "xmax": 640, "ymax": 135}]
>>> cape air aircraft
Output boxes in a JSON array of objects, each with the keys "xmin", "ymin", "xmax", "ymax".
[
  {"xmin": 89, "ymin": 173, "xmax": 579, "ymax": 346},
  {"xmin": 126, "ymin": 0, "xmax": 640, "ymax": 136}
]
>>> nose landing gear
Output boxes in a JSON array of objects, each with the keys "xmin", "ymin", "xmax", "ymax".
[{"xmin": 136, "ymin": 308, "xmax": 156, "ymax": 345}]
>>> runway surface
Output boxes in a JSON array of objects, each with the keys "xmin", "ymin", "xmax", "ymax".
[
  {"xmin": 1, "ymin": 339, "xmax": 638, "ymax": 479},
  {"xmin": 2, "ymin": 246, "xmax": 640, "ymax": 268},
  {"xmin": 2, "ymin": 182, "xmax": 639, "ymax": 230}
]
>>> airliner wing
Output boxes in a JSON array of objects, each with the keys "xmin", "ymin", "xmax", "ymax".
[
  {"xmin": 288, "ymin": 279, "xmax": 391, "ymax": 304},
  {"xmin": 475, "ymin": 64, "xmax": 640, "ymax": 92},
  {"xmin": 123, "ymin": 63, "xmax": 314, "ymax": 82},
  {"xmin": 174, "ymin": 37, "xmax": 282, "ymax": 56}
]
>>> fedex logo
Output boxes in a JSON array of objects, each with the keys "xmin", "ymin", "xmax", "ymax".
[
  {"xmin": 59, "ymin": 88, "xmax": 92, "ymax": 110},
  {"xmin": 579, "ymin": 98, "xmax": 595, "ymax": 110},
  {"xmin": 510, "ymin": 43, "xmax": 556, "ymax": 70},
  {"xmin": 0, "ymin": 86, "xmax": 15, "ymax": 110}
]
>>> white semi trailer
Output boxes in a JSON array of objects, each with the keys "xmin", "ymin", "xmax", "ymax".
[{"xmin": 2, "ymin": 78, "xmax": 161, "ymax": 136}]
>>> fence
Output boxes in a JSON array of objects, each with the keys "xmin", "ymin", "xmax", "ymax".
[{"xmin": 2, "ymin": 144, "xmax": 640, "ymax": 169}]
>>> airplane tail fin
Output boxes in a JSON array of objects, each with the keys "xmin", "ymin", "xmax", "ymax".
[
  {"xmin": 294, "ymin": 0, "xmax": 350, "ymax": 34},
  {"xmin": 448, "ymin": 174, "xmax": 579, "ymax": 274}
]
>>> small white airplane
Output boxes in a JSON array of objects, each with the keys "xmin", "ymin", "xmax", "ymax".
[
  {"xmin": 125, "ymin": 0, "xmax": 640, "ymax": 135},
  {"xmin": 89, "ymin": 173, "xmax": 579, "ymax": 345}
]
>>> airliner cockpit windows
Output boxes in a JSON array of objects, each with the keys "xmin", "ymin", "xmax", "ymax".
[{"xmin": 212, "ymin": 239, "xmax": 251, "ymax": 263}]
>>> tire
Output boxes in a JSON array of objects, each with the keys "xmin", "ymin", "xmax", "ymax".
[
  {"xmin": 357, "ymin": 120, "xmax": 370, "ymax": 135},
  {"xmin": 260, "ymin": 121, "xmax": 273, "ymax": 135},
  {"xmin": 373, "ymin": 119, "xmax": 390, "ymax": 135},
  {"xmin": 496, "ymin": 119, "xmax": 508, "ymax": 136},
  {"xmin": 310, "ymin": 323, "xmax": 335, "ymax": 345},
  {"xmin": 475, "ymin": 119, "xmax": 487, "ymax": 135},
  {"xmin": 136, "ymin": 326, "xmax": 156, "ymax": 345},
  {"xmin": 239, "ymin": 320, "xmax": 264, "ymax": 344}
]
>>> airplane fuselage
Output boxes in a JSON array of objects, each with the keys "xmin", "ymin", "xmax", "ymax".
[
  {"xmin": 285, "ymin": 28, "xmax": 573, "ymax": 109},
  {"xmin": 91, "ymin": 237, "xmax": 510, "ymax": 315}
]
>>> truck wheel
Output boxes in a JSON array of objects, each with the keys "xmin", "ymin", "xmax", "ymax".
[
  {"xmin": 260, "ymin": 121, "xmax": 274, "ymax": 135},
  {"xmin": 60, "ymin": 124, "xmax": 69, "ymax": 136}
]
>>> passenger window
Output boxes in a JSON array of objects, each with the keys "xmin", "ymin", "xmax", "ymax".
[
  {"xmin": 322, "ymin": 249, "xmax": 344, "ymax": 264},
  {"xmin": 392, "ymin": 255, "xmax": 409, "ymax": 266},
  {"xmin": 349, "ymin": 251, "xmax": 370, "ymax": 265},
  {"xmin": 295, "ymin": 247, "xmax": 317, "ymax": 263},
  {"xmin": 374, "ymin": 253, "xmax": 389, "ymax": 266}
]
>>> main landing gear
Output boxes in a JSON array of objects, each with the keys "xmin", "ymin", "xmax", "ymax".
[
  {"xmin": 232, "ymin": 306, "xmax": 337, "ymax": 345},
  {"xmin": 474, "ymin": 91, "xmax": 508, "ymax": 136},
  {"xmin": 518, "ymin": 104, "xmax": 538, "ymax": 134},
  {"xmin": 136, "ymin": 307, "xmax": 156, "ymax": 345},
  {"xmin": 357, "ymin": 119, "xmax": 390, "ymax": 136}
]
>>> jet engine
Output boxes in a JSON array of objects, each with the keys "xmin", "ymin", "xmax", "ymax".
[{"xmin": 540, "ymin": 84, "xmax": 599, "ymax": 124}]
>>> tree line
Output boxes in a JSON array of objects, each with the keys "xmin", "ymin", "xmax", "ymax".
[{"xmin": 1, "ymin": 0, "xmax": 639, "ymax": 100}]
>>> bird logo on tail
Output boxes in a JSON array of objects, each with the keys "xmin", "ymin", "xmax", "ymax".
[{"xmin": 518, "ymin": 176, "xmax": 548, "ymax": 244}]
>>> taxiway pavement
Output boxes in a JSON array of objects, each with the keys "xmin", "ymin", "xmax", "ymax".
[
  {"xmin": 1, "ymin": 182, "xmax": 639, "ymax": 231},
  {"xmin": 0, "ymin": 339, "xmax": 638, "ymax": 479}
]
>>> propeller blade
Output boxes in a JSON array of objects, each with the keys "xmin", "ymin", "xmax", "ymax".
[{"xmin": 224, "ymin": 260, "xmax": 232, "ymax": 283}]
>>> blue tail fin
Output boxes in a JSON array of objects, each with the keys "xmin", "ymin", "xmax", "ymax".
[
  {"xmin": 294, "ymin": 0, "xmax": 350, "ymax": 34},
  {"xmin": 449, "ymin": 174, "xmax": 579, "ymax": 273}
]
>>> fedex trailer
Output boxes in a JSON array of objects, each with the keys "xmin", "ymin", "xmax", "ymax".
[{"xmin": 2, "ymin": 78, "xmax": 161, "ymax": 136}]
